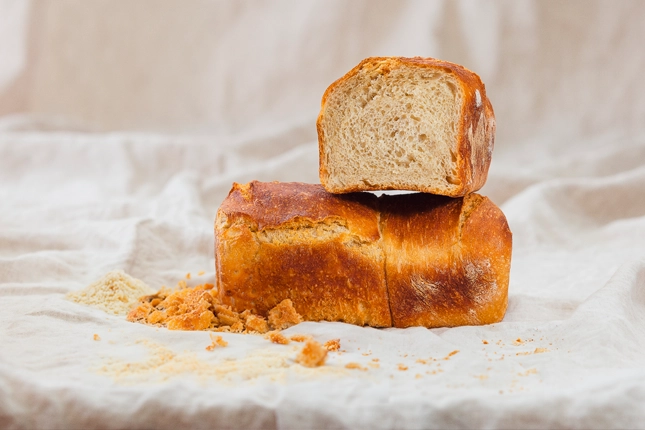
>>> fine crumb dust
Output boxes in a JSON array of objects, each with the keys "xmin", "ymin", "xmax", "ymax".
[
  {"xmin": 345, "ymin": 362, "xmax": 367, "ymax": 371},
  {"xmin": 98, "ymin": 340, "xmax": 348, "ymax": 385},
  {"xmin": 67, "ymin": 270, "xmax": 154, "ymax": 315},
  {"xmin": 290, "ymin": 334, "xmax": 312, "ymax": 343},
  {"xmin": 295, "ymin": 340, "xmax": 328, "ymax": 368}
]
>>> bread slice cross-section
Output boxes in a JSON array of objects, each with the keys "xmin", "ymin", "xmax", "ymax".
[{"xmin": 317, "ymin": 57, "xmax": 495, "ymax": 196}]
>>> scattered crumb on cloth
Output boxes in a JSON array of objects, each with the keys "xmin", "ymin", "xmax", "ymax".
[
  {"xmin": 66, "ymin": 270, "xmax": 154, "ymax": 315},
  {"xmin": 345, "ymin": 362, "xmax": 367, "ymax": 371},
  {"xmin": 265, "ymin": 331, "xmax": 290, "ymax": 345},
  {"xmin": 98, "ymin": 339, "xmax": 347, "ymax": 384},
  {"xmin": 324, "ymin": 339, "xmax": 340, "ymax": 351},
  {"xmin": 268, "ymin": 299, "xmax": 303, "ymax": 330},
  {"xmin": 126, "ymin": 278, "xmax": 300, "ymax": 334},
  {"xmin": 99, "ymin": 340, "xmax": 292, "ymax": 384},
  {"xmin": 205, "ymin": 334, "xmax": 228, "ymax": 351},
  {"xmin": 295, "ymin": 340, "xmax": 327, "ymax": 368}
]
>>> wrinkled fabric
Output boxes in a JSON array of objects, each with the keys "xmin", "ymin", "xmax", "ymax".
[{"xmin": 1, "ymin": 1, "xmax": 645, "ymax": 429}]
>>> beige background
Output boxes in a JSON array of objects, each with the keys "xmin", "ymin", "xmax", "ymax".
[
  {"xmin": 2, "ymin": 1, "xmax": 645, "ymax": 429},
  {"xmin": 2, "ymin": 0, "xmax": 644, "ymax": 149}
]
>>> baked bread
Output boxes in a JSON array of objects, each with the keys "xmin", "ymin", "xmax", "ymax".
[
  {"xmin": 215, "ymin": 181, "xmax": 512, "ymax": 328},
  {"xmin": 317, "ymin": 57, "xmax": 495, "ymax": 197},
  {"xmin": 215, "ymin": 181, "xmax": 391, "ymax": 327},
  {"xmin": 380, "ymin": 192, "xmax": 511, "ymax": 327}
]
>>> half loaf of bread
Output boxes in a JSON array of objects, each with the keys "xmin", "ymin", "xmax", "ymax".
[
  {"xmin": 215, "ymin": 181, "xmax": 511, "ymax": 328},
  {"xmin": 317, "ymin": 57, "xmax": 495, "ymax": 196}
]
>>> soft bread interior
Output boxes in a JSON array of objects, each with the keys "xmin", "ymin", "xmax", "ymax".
[{"xmin": 322, "ymin": 62, "xmax": 463, "ymax": 191}]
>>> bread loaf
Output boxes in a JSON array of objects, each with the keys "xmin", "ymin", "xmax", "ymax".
[
  {"xmin": 317, "ymin": 57, "xmax": 495, "ymax": 197},
  {"xmin": 215, "ymin": 181, "xmax": 512, "ymax": 328},
  {"xmin": 215, "ymin": 181, "xmax": 391, "ymax": 327}
]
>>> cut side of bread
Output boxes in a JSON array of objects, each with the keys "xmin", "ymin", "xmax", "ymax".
[
  {"xmin": 215, "ymin": 181, "xmax": 512, "ymax": 328},
  {"xmin": 317, "ymin": 57, "xmax": 495, "ymax": 196}
]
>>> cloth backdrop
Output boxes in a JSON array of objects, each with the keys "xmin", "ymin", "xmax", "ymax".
[{"xmin": 2, "ymin": 0, "xmax": 645, "ymax": 428}]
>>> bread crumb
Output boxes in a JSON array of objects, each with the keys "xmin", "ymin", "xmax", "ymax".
[
  {"xmin": 295, "ymin": 340, "xmax": 327, "ymax": 368},
  {"xmin": 398, "ymin": 364, "xmax": 408, "ymax": 371},
  {"xmin": 416, "ymin": 359, "xmax": 427, "ymax": 364},
  {"xmin": 229, "ymin": 321, "xmax": 245, "ymax": 333},
  {"xmin": 534, "ymin": 347, "xmax": 549, "ymax": 354},
  {"xmin": 324, "ymin": 339, "xmax": 341, "ymax": 351},
  {"xmin": 290, "ymin": 334, "xmax": 311, "ymax": 343},
  {"xmin": 265, "ymin": 331, "xmax": 290, "ymax": 345},
  {"xmin": 67, "ymin": 270, "xmax": 154, "ymax": 316},
  {"xmin": 444, "ymin": 350, "xmax": 459, "ymax": 360},
  {"xmin": 368, "ymin": 362, "xmax": 380, "ymax": 368},
  {"xmin": 518, "ymin": 368, "xmax": 537, "ymax": 377},
  {"xmin": 185, "ymin": 273, "xmax": 191, "ymax": 280},
  {"xmin": 415, "ymin": 374, "xmax": 423, "ymax": 379},
  {"xmin": 93, "ymin": 334, "xmax": 101, "ymax": 341},
  {"xmin": 127, "ymin": 278, "xmax": 287, "ymax": 335},
  {"xmin": 482, "ymin": 340, "xmax": 489, "ymax": 345},
  {"xmin": 345, "ymin": 362, "xmax": 367, "ymax": 371},
  {"xmin": 205, "ymin": 334, "xmax": 228, "ymax": 351},
  {"xmin": 245, "ymin": 314, "xmax": 269, "ymax": 334},
  {"xmin": 513, "ymin": 338, "xmax": 523, "ymax": 345},
  {"xmin": 268, "ymin": 299, "xmax": 302, "ymax": 330},
  {"xmin": 372, "ymin": 358, "xmax": 379, "ymax": 362}
]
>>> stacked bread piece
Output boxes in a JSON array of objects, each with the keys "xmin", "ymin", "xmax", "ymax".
[{"xmin": 215, "ymin": 57, "xmax": 512, "ymax": 328}]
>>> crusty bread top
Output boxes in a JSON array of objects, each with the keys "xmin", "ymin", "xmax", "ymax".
[
  {"xmin": 317, "ymin": 56, "xmax": 495, "ymax": 196},
  {"xmin": 217, "ymin": 181, "xmax": 381, "ymax": 241}
]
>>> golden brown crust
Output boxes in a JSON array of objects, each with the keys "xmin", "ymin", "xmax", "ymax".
[
  {"xmin": 215, "ymin": 181, "xmax": 391, "ymax": 327},
  {"xmin": 380, "ymin": 193, "xmax": 511, "ymax": 327},
  {"xmin": 317, "ymin": 57, "xmax": 495, "ymax": 196},
  {"xmin": 215, "ymin": 181, "xmax": 511, "ymax": 329}
]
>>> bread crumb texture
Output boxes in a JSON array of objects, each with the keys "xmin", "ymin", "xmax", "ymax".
[
  {"xmin": 98, "ymin": 339, "xmax": 347, "ymax": 384},
  {"xmin": 295, "ymin": 340, "xmax": 328, "ymax": 368},
  {"xmin": 127, "ymin": 277, "xmax": 301, "ymax": 333},
  {"xmin": 205, "ymin": 334, "xmax": 228, "ymax": 351},
  {"xmin": 319, "ymin": 57, "xmax": 487, "ymax": 194},
  {"xmin": 268, "ymin": 299, "xmax": 303, "ymax": 330},
  {"xmin": 324, "ymin": 338, "xmax": 341, "ymax": 351},
  {"xmin": 265, "ymin": 331, "xmax": 290, "ymax": 345},
  {"xmin": 345, "ymin": 362, "xmax": 367, "ymax": 371},
  {"xmin": 66, "ymin": 270, "xmax": 154, "ymax": 315},
  {"xmin": 290, "ymin": 334, "xmax": 312, "ymax": 343}
]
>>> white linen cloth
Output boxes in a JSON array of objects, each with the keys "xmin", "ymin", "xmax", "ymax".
[{"xmin": 2, "ymin": 1, "xmax": 645, "ymax": 428}]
